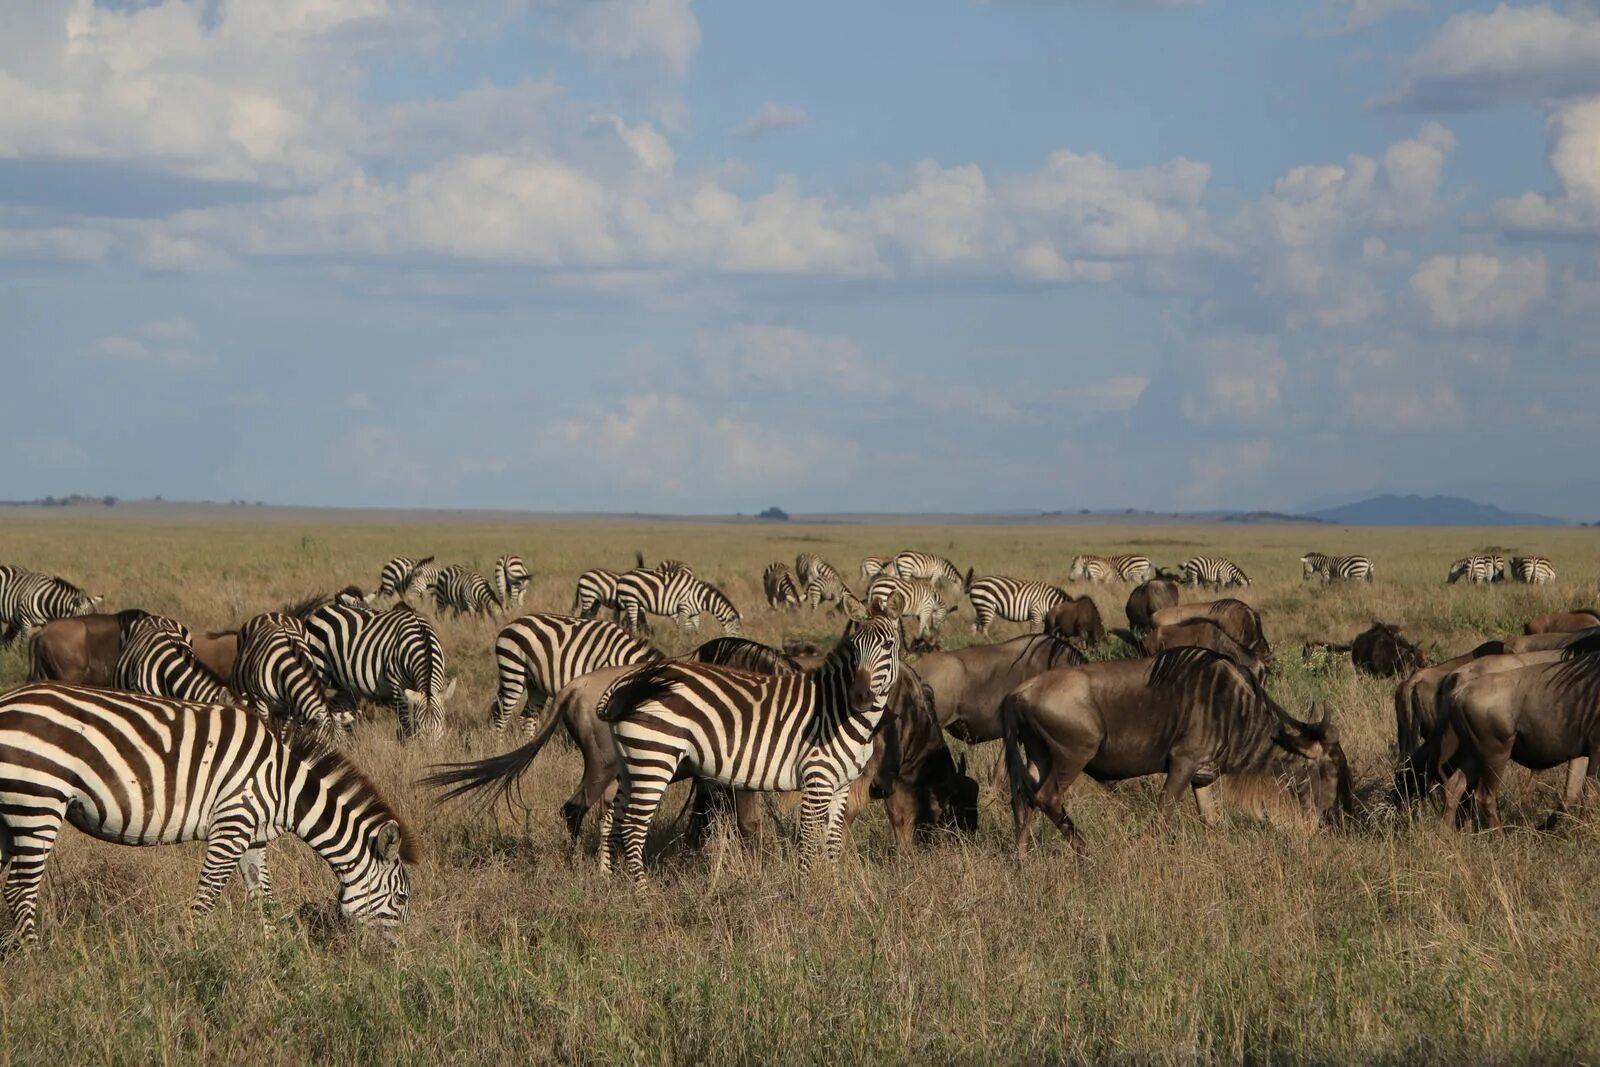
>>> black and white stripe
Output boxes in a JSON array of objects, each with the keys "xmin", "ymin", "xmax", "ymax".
[
  {"xmin": 114, "ymin": 617, "xmax": 231, "ymax": 704},
  {"xmin": 493, "ymin": 555, "xmax": 531, "ymax": 609},
  {"xmin": 572, "ymin": 568, "xmax": 622, "ymax": 619},
  {"xmin": 0, "ymin": 683, "xmax": 413, "ymax": 947},
  {"xmin": 371, "ymin": 555, "xmax": 441, "ymax": 605},
  {"xmin": 1068, "ymin": 554, "xmax": 1154, "ymax": 584},
  {"xmin": 967, "ymin": 577, "xmax": 1071, "ymax": 635},
  {"xmin": 305, "ymin": 604, "xmax": 453, "ymax": 740},
  {"xmin": 1300, "ymin": 552, "xmax": 1374, "ymax": 583},
  {"xmin": 1179, "ymin": 556, "xmax": 1251, "ymax": 588},
  {"xmin": 796, "ymin": 553, "xmax": 852, "ymax": 609},
  {"xmin": 487, "ymin": 613, "xmax": 663, "ymax": 732},
  {"xmin": 890, "ymin": 551, "xmax": 969, "ymax": 592},
  {"xmin": 860, "ymin": 556, "xmax": 890, "ymax": 583},
  {"xmin": 616, "ymin": 570, "xmax": 741, "ymax": 635},
  {"xmin": 434, "ymin": 564, "xmax": 502, "ymax": 617},
  {"xmin": 867, "ymin": 574, "xmax": 957, "ymax": 637},
  {"xmin": 1447, "ymin": 555, "xmax": 1500, "ymax": 584},
  {"xmin": 0, "ymin": 565, "xmax": 101, "ymax": 646},
  {"xmin": 232, "ymin": 613, "xmax": 347, "ymax": 742},
  {"xmin": 763, "ymin": 562, "xmax": 803, "ymax": 610},
  {"xmin": 1510, "ymin": 556, "xmax": 1556, "ymax": 584}
]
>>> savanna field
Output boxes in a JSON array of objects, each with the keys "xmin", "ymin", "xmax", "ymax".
[{"xmin": 1, "ymin": 509, "xmax": 1598, "ymax": 1065}]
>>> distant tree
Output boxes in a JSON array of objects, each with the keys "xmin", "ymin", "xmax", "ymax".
[
  {"xmin": 758, "ymin": 507, "xmax": 790, "ymax": 522},
  {"xmin": 102, "ymin": 495, "xmax": 117, "ymax": 507}
]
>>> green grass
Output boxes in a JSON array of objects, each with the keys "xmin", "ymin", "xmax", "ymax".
[{"xmin": 0, "ymin": 511, "xmax": 1597, "ymax": 1064}]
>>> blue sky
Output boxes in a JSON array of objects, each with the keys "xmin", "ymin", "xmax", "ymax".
[{"xmin": 2, "ymin": 0, "xmax": 1599, "ymax": 517}]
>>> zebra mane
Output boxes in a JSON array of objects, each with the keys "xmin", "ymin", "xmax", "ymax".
[
  {"xmin": 282, "ymin": 590, "xmax": 338, "ymax": 620},
  {"xmin": 692, "ymin": 636, "xmax": 804, "ymax": 676},
  {"xmin": 46, "ymin": 574, "xmax": 92, "ymax": 600},
  {"xmin": 284, "ymin": 729, "xmax": 419, "ymax": 863}
]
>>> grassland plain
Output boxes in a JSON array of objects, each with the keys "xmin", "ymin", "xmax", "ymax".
[{"xmin": 0, "ymin": 511, "xmax": 1597, "ymax": 1065}]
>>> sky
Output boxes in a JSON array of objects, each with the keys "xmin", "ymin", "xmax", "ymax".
[{"xmin": 2, "ymin": 1, "xmax": 1599, "ymax": 518}]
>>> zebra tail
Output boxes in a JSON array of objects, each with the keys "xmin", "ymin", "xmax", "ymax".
[
  {"xmin": 963, "ymin": 567, "xmax": 975, "ymax": 594},
  {"xmin": 635, "ymin": 550, "xmax": 647, "ymax": 569},
  {"xmin": 596, "ymin": 662, "xmax": 681, "ymax": 723},
  {"xmin": 423, "ymin": 707, "xmax": 568, "ymax": 807}
]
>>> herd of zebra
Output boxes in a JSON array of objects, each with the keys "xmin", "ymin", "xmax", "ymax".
[{"xmin": 0, "ymin": 537, "xmax": 1581, "ymax": 946}]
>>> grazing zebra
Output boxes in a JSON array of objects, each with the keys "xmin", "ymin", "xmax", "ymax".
[
  {"xmin": 1179, "ymin": 556, "xmax": 1251, "ymax": 588},
  {"xmin": 866, "ymin": 574, "xmax": 956, "ymax": 637},
  {"xmin": 1067, "ymin": 554, "xmax": 1154, "ymax": 584},
  {"xmin": 304, "ymin": 603, "xmax": 453, "ymax": 740},
  {"xmin": 232, "ymin": 613, "xmax": 348, "ymax": 742},
  {"xmin": 487, "ymin": 613, "xmax": 663, "ymax": 733},
  {"xmin": 434, "ymin": 564, "xmax": 501, "ymax": 617},
  {"xmin": 890, "ymin": 551, "xmax": 970, "ymax": 594},
  {"xmin": 1446, "ymin": 555, "xmax": 1500, "ymax": 585},
  {"xmin": 573, "ymin": 568, "xmax": 622, "ymax": 619},
  {"xmin": 1511, "ymin": 556, "xmax": 1556, "ymax": 584},
  {"xmin": 968, "ymin": 577, "xmax": 1071, "ymax": 635},
  {"xmin": 370, "ymin": 555, "xmax": 440, "ymax": 605},
  {"xmin": 763, "ymin": 562, "xmax": 803, "ymax": 610},
  {"xmin": 1300, "ymin": 553, "xmax": 1374, "ymax": 583},
  {"xmin": 114, "ymin": 617, "xmax": 232, "ymax": 704},
  {"xmin": 0, "ymin": 683, "xmax": 413, "ymax": 947},
  {"xmin": 796, "ymin": 553, "xmax": 852, "ymax": 610},
  {"xmin": 0, "ymin": 565, "xmax": 101, "ymax": 646},
  {"xmin": 860, "ymin": 556, "xmax": 890, "ymax": 583},
  {"xmin": 616, "ymin": 569, "xmax": 741, "ymax": 635},
  {"xmin": 493, "ymin": 555, "xmax": 532, "ymax": 610}
]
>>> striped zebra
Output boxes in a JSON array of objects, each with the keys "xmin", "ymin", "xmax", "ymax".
[
  {"xmin": 233, "ymin": 613, "xmax": 349, "ymax": 742},
  {"xmin": 1300, "ymin": 552, "xmax": 1374, "ymax": 583},
  {"xmin": 1446, "ymin": 555, "xmax": 1499, "ymax": 585},
  {"xmin": 968, "ymin": 577, "xmax": 1071, "ymax": 635},
  {"xmin": 493, "ymin": 555, "xmax": 532, "ymax": 609},
  {"xmin": 573, "ymin": 568, "xmax": 622, "ymax": 619},
  {"xmin": 1067, "ymin": 554, "xmax": 1154, "ymax": 584},
  {"xmin": 796, "ymin": 553, "xmax": 852, "ymax": 610},
  {"xmin": 434, "ymin": 564, "xmax": 501, "ymax": 617},
  {"xmin": 370, "ymin": 555, "xmax": 440, "ymax": 605},
  {"xmin": 305, "ymin": 603, "xmax": 454, "ymax": 740},
  {"xmin": 763, "ymin": 562, "xmax": 803, "ymax": 610},
  {"xmin": 431, "ymin": 612, "xmax": 903, "ymax": 885},
  {"xmin": 1180, "ymin": 556, "xmax": 1251, "ymax": 588},
  {"xmin": 487, "ymin": 613, "xmax": 663, "ymax": 733},
  {"xmin": 114, "ymin": 617, "xmax": 231, "ymax": 704},
  {"xmin": 616, "ymin": 569, "xmax": 741, "ymax": 635},
  {"xmin": 0, "ymin": 565, "xmax": 101, "ymax": 646},
  {"xmin": 1511, "ymin": 556, "xmax": 1556, "ymax": 584},
  {"xmin": 867, "ymin": 574, "xmax": 956, "ymax": 637},
  {"xmin": 890, "ymin": 551, "xmax": 971, "ymax": 594},
  {"xmin": 0, "ymin": 683, "xmax": 413, "ymax": 947},
  {"xmin": 860, "ymin": 556, "xmax": 890, "ymax": 583}
]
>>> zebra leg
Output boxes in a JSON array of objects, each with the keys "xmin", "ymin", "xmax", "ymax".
[
  {"xmin": 821, "ymin": 783, "xmax": 852, "ymax": 864},
  {"xmin": 238, "ymin": 845, "xmax": 271, "ymax": 904},
  {"xmin": 613, "ymin": 771, "xmax": 670, "ymax": 886},
  {"xmin": 796, "ymin": 779, "xmax": 834, "ymax": 872},
  {"xmin": 0, "ymin": 802, "xmax": 66, "ymax": 951},
  {"xmin": 191, "ymin": 809, "xmax": 257, "ymax": 914}
]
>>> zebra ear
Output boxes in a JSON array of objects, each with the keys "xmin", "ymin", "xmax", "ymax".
[
  {"xmin": 444, "ymin": 678, "xmax": 458, "ymax": 701},
  {"xmin": 91, "ymin": 595, "xmax": 104, "ymax": 606},
  {"xmin": 402, "ymin": 688, "xmax": 427, "ymax": 710},
  {"xmin": 376, "ymin": 820, "xmax": 403, "ymax": 861}
]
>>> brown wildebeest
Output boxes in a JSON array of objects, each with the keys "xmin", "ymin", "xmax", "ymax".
[
  {"xmin": 1500, "ymin": 628, "xmax": 1600, "ymax": 654},
  {"xmin": 1392, "ymin": 640, "xmax": 1505, "ymax": 757},
  {"xmin": 1349, "ymin": 622, "xmax": 1428, "ymax": 678},
  {"xmin": 191, "ymin": 630, "xmax": 240, "ymax": 680},
  {"xmin": 915, "ymin": 632, "xmax": 1085, "ymax": 744},
  {"xmin": 1125, "ymin": 578, "xmax": 1180, "ymax": 632},
  {"xmin": 26, "ymin": 610, "xmax": 153, "ymax": 686},
  {"xmin": 1148, "ymin": 598, "xmax": 1271, "ymax": 663},
  {"xmin": 1525, "ymin": 610, "xmax": 1600, "ymax": 635},
  {"xmin": 1043, "ymin": 597, "xmax": 1104, "ymax": 648},
  {"xmin": 1114, "ymin": 618, "xmax": 1267, "ymax": 681},
  {"xmin": 1430, "ymin": 642, "xmax": 1600, "ymax": 829},
  {"xmin": 1002, "ymin": 647, "xmax": 1352, "ymax": 856}
]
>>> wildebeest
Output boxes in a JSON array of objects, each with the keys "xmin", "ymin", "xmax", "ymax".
[
  {"xmin": 1043, "ymin": 596, "xmax": 1104, "ymax": 648},
  {"xmin": 1525, "ymin": 610, "xmax": 1600, "ymax": 636},
  {"xmin": 1349, "ymin": 622, "xmax": 1428, "ymax": 678},
  {"xmin": 1125, "ymin": 577, "xmax": 1180, "ymax": 633},
  {"xmin": 26, "ymin": 609, "xmax": 153, "ymax": 686},
  {"xmin": 1114, "ymin": 618, "xmax": 1268, "ymax": 681},
  {"xmin": 1392, "ymin": 641, "xmax": 1505, "ymax": 757},
  {"xmin": 1002, "ymin": 647, "xmax": 1352, "ymax": 856},
  {"xmin": 1147, "ymin": 599, "xmax": 1270, "ymax": 664},
  {"xmin": 1500, "ymin": 628, "xmax": 1600, "ymax": 655},
  {"xmin": 914, "ymin": 632, "xmax": 1086, "ymax": 744}
]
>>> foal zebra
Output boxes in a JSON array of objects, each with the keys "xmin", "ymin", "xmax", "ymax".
[
  {"xmin": 1067, "ymin": 555, "xmax": 1154, "ymax": 584},
  {"xmin": 487, "ymin": 613, "xmax": 662, "ymax": 733},
  {"xmin": 434, "ymin": 564, "xmax": 501, "ymax": 618},
  {"xmin": 763, "ymin": 562, "xmax": 803, "ymax": 610},
  {"xmin": 616, "ymin": 569, "xmax": 741, "ymax": 635},
  {"xmin": 493, "ymin": 555, "xmax": 532, "ymax": 609},
  {"xmin": 0, "ymin": 683, "xmax": 413, "ymax": 947},
  {"xmin": 232, "ymin": 613, "xmax": 347, "ymax": 742},
  {"xmin": 114, "ymin": 617, "xmax": 232, "ymax": 704},
  {"xmin": 1510, "ymin": 556, "xmax": 1556, "ymax": 584},
  {"xmin": 1300, "ymin": 553, "xmax": 1374, "ymax": 583},
  {"xmin": 305, "ymin": 603, "xmax": 453, "ymax": 740},
  {"xmin": 1179, "ymin": 556, "xmax": 1251, "ymax": 588},
  {"xmin": 968, "ymin": 577, "xmax": 1071, "ymax": 635},
  {"xmin": 796, "ymin": 553, "xmax": 852, "ymax": 610},
  {"xmin": 0, "ymin": 565, "xmax": 101, "ymax": 646}
]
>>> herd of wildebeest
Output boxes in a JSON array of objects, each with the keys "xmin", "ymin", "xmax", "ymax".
[{"xmin": 0, "ymin": 539, "xmax": 1593, "ymax": 937}]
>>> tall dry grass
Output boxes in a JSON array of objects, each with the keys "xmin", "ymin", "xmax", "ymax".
[{"xmin": 0, "ymin": 511, "xmax": 1597, "ymax": 1064}]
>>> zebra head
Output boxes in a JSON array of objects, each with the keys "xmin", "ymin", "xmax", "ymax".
[
  {"xmin": 58, "ymin": 578, "xmax": 101, "ymax": 617},
  {"xmin": 842, "ymin": 611, "xmax": 902, "ymax": 716},
  {"xmin": 337, "ymin": 819, "xmax": 414, "ymax": 930},
  {"xmin": 402, "ymin": 677, "xmax": 456, "ymax": 739},
  {"xmin": 1299, "ymin": 554, "xmax": 1320, "ymax": 580}
]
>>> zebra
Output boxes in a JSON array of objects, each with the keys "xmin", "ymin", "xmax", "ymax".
[
  {"xmin": 967, "ymin": 577, "xmax": 1071, "ymax": 635},
  {"xmin": 486, "ymin": 613, "xmax": 663, "ymax": 733},
  {"xmin": 1300, "ymin": 553, "xmax": 1374, "ymax": 583},
  {"xmin": 232, "ymin": 613, "xmax": 349, "ymax": 742},
  {"xmin": 866, "ymin": 574, "xmax": 957, "ymax": 637},
  {"xmin": 304, "ymin": 603, "xmax": 454, "ymax": 740},
  {"xmin": 763, "ymin": 562, "xmax": 803, "ymax": 610},
  {"xmin": 1067, "ymin": 554, "xmax": 1154, "ymax": 584},
  {"xmin": 114, "ymin": 617, "xmax": 232, "ymax": 704},
  {"xmin": 1180, "ymin": 556, "xmax": 1251, "ymax": 588},
  {"xmin": 573, "ymin": 568, "xmax": 622, "ymax": 619},
  {"xmin": 1447, "ymin": 555, "xmax": 1498, "ymax": 585},
  {"xmin": 796, "ymin": 553, "xmax": 852, "ymax": 610},
  {"xmin": 860, "ymin": 556, "xmax": 890, "ymax": 583},
  {"xmin": 493, "ymin": 555, "xmax": 531, "ymax": 610},
  {"xmin": 615, "ymin": 569, "xmax": 741, "ymax": 635},
  {"xmin": 0, "ymin": 683, "xmax": 413, "ymax": 947},
  {"xmin": 1511, "ymin": 556, "xmax": 1556, "ymax": 584},
  {"xmin": 370, "ymin": 555, "xmax": 439, "ymax": 605},
  {"xmin": 890, "ymin": 551, "xmax": 971, "ymax": 595},
  {"xmin": 0, "ymin": 565, "xmax": 101, "ymax": 646},
  {"xmin": 434, "ymin": 564, "xmax": 501, "ymax": 617}
]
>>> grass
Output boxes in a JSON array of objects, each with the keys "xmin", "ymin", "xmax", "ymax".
[{"xmin": 0, "ymin": 511, "xmax": 1598, "ymax": 1064}]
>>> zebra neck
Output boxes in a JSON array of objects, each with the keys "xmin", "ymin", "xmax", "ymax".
[
  {"xmin": 280, "ymin": 749, "xmax": 373, "ymax": 876},
  {"xmin": 809, "ymin": 654, "xmax": 885, "ymax": 734}
]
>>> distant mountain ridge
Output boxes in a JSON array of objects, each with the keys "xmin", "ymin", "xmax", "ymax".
[{"xmin": 1307, "ymin": 494, "xmax": 1569, "ymax": 527}]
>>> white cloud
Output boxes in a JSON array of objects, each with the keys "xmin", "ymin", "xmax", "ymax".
[
  {"xmin": 89, "ymin": 317, "xmax": 211, "ymax": 368},
  {"xmin": 732, "ymin": 102, "xmax": 809, "ymax": 140},
  {"xmin": 534, "ymin": 0, "xmax": 701, "ymax": 83},
  {"xmin": 693, "ymin": 325, "xmax": 880, "ymax": 395},
  {"xmin": 1326, "ymin": 0, "xmax": 1426, "ymax": 33},
  {"xmin": 1409, "ymin": 253, "xmax": 1548, "ymax": 328},
  {"xmin": 1385, "ymin": 4, "xmax": 1600, "ymax": 111},
  {"xmin": 1496, "ymin": 96, "xmax": 1600, "ymax": 235}
]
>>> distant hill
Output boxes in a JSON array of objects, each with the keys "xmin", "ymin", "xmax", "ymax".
[{"xmin": 1307, "ymin": 494, "xmax": 1568, "ymax": 527}]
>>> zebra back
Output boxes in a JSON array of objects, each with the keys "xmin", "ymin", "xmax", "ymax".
[
  {"xmin": 115, "ymin": 618, "xmax": 231, "ymax": 704},
  {"xmin": 494, "ymin": 555, "xmax": 531, "ymax": 608},
  {"xmin": 487, "ymin": 613, "xmax": 663, "ymax": 730},
  {"xmin": 305, "ymin": 604, "xmax": 450, "ymax": 738},
  {"xmin": 234, "ymin": 613, "xmax": 336, "ymax": 736}
]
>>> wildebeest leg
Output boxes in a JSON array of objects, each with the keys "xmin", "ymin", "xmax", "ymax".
[
  {"xmin": 1032, "ymin": 770, "xmax": 1086, "ymax": 856},
  {"xmin": 1157, "ymin": 756, "xmax": 1202, "ymax": 829},
  {"xmin": 1543, "ymin": 757, "xmax": 1591, "ymax": 830},
  {"xmin": 1476, "ymin": 753, "xmax": 1506, "ymax": 831},
  {"xmin": 1192, "ymin": 781, "xmax": 1221, "ymax": 828},
  {"xmin": 1439, "ymin": 767, "xmax": 1471, "ymax": 832},
  {"xmin": 885, "ymin": 781, "xmax": 919, "ymax": 852}
]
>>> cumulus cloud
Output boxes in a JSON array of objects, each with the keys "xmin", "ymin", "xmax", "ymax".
[
  {"xmin": 732, "ymin": 103, "xmax": 809, "ymax": 140},
  {"xmin": 1496, "ymin": 96, "xmax": 1600, "ymax": 235},
  {"xmin": 1384, "ymin": 4, "xmax": 1600, "ymax": 111},
  {"xmin": 1409, "ymin": 253, "xmax": 1548, "ymax": 328},
  {"xmin": 1324, "ymin": 0, "xmax": 1426, "ymax": 33},
  {"xmin": 89, "ymin": 317, "xmax": 211, "ymax": 369},
  {"xmin": 534, "ymin": 0, "xmax": 701, "ymax": 84}
]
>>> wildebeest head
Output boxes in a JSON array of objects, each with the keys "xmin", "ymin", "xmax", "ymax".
[{"xmin": 1273, "ymin": 703, "xmax": 1355, "ymax": 825}]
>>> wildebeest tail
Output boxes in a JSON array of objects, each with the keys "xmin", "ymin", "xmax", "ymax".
[
  {"xmin": 25, "ymin": 633, "xmax": 53, "ymax": 683},
  {"xmin": 1000, "ymin": 691, "xmax": 1042, "ymax": 812},
  {"xmin": 424, "ymin": 701, "xmax": 568, "ymax": 806}
]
